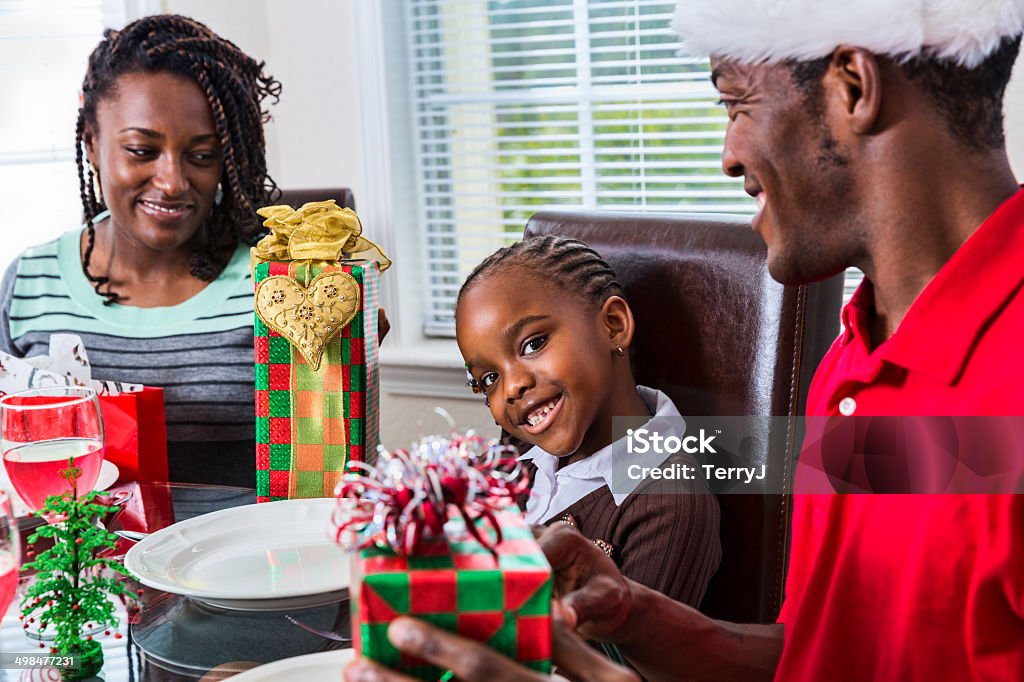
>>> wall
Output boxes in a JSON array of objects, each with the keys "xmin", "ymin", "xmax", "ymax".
[
  {"xmin": 158, "ymin": 0, "xmax": 497, "ymax": 448},
  {"xmin": 156, "ymin": 0, "xmax": 365, "ymax": 201},
  {"xmin": 159, "ymin": 0, "xmax": 1024, "ymax": 449}
]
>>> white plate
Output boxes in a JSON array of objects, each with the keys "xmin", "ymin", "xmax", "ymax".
[
  {"xmin": 95, "ymin": 459, "xmax": 119, "ymax": 492},
  {"xmin": 125, "ymin": 498, "xmax": 348, "ymax": 611},
  {"xmin": 1, "ymin": 459, "xmax": 119, "ymax": 517},
  {"xmin": 230, "ymin": 650, "xmax": 355, "ymax": 681},
  {"xmin": 230, "ymin": 650, "xmax": 571, "ymax": 681}
]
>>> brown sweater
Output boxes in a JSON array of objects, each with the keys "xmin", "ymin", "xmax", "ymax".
[{"xmin": 522, "ymin": 454, "xmax": 722, "ymax": 608}]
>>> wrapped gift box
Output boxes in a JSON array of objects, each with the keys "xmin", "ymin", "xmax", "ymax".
[
  {"xmin": 352, "ymin": 511, "xmax": 552, "ymax": 679},
  {"xmin": 252, "ymin": 201, "xmax": 389, "ymax": 501}
]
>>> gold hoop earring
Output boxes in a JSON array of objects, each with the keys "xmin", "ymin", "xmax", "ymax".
[{"xmin": 90, "ymin": 163, "xmax": 103, "ymax": 204}]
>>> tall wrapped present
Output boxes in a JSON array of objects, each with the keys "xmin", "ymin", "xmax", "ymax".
[
  {"xmin": 335, "ymin": 434, "xmax": 553, "ymax": 679},
  {"xmin": 251, "ymin": 201, "xmax": 391, "ymax": 502}
]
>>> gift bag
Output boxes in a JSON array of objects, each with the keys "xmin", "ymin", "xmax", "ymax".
[
  {"xmin": 98, "ymin": 387, "xmax": 168, "ymax": 483},
  {"xmin": 251, "ymin": 201, "xmax": 390, "ymax": 502},
  {"xmin": 0, "ymin": 340, "xmax": 167, "ymax": 485}
]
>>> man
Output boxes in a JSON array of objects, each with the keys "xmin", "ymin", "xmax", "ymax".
[{"xmin": 345, "ymin": 1, "xmax": 1024, "ymax": 679}]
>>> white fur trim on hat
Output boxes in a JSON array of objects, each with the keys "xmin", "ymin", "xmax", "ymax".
[{"xmin": 672, "ymin": 0, "xmax": 1024, "ymax": 68}]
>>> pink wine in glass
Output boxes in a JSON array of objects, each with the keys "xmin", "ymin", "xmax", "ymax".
[
  {"xmin": 2, "ymin": 438, "xmax": 104, "ymax": 510},
  {"xmin": 0, "ymin": 551, "xmax": 16, "ymax": 617}
]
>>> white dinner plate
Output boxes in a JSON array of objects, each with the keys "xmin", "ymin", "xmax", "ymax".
[
  {"xmin": 229, "ymin": 647, "xmax": 356, "ymax": 679},
  {"xmin": 230, "ymin": 650, "xmax": 572, "ymax": 681},
  {"xmin": 125, "ymin": 498, "xmax": 349, "ymax": 611},
  {"xmin": 95, "ymin": 459, "xmax": 119, "ymax": 492},
  {"xmin": 230, "ymin": 650, "xmax": 355, "ymax": 681}
]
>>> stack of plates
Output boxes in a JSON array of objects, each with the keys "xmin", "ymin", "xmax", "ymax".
[{"xmin": 125, "ymin": 498, "xmax": 349, "ymax": 611}]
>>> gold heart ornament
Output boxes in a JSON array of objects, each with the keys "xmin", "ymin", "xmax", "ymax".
[{"xmin": 255, "ymin": 272, "xmax": 361, "ymax": 370}]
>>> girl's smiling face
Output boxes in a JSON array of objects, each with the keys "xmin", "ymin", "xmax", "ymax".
[{"xmin": 456, "ymin": 267, "xmax": 635, "ymax": 459}]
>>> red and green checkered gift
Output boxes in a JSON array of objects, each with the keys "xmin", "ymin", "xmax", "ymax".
[
  {"xmin": 336, "ymin": 436, "xmax": 551, "ymax": 679},
  {"xmin": 251, "ymin": 200, "xmax": 391, "ymax": 502}
]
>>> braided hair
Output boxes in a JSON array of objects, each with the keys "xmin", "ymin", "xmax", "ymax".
[
  {"xmin": 457, "ymin": 235, "xmax": 624, "ymax": 311},
  {"xmin": 76, "ymin": 14, "xmax": 281, "ymax": 303}
]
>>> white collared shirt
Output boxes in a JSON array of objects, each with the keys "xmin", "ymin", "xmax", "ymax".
[{"xmin": 520, "ymin": 386, "xmax": 684, "ymax": 525}]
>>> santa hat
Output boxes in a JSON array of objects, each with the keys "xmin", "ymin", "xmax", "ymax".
[{"xmin": 672, "ymin": 0, "xmax": 1024, "ymax": 68}]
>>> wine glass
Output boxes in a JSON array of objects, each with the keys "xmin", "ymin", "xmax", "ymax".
[
  {"xmin": 0, "ymin": 387, "xmax": 105, "ymax": 511},
  {"xmin": 0, "ymin": 491, "xmax": 20, "ymax": 618}
]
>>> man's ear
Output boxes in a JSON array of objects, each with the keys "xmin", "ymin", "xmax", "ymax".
[
  {"xmin": 600, "ymin": 295, "xmax": 635, "ymax": 351},
  {"xmin": 828, "ymin": 46, "xmax": 883, "ymax": 135}
]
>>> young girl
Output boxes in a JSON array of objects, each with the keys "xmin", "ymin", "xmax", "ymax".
[{"xmin": 455, "ymin": 235, "xmax": 721, "ymax": 607}]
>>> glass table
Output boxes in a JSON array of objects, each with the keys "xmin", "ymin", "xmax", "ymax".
[{"xmin": 0, "ymin": 483, "xmax": 349, "ymax": 681}]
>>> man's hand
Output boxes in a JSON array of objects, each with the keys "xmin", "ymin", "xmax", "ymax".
[
  {"xmin": 343, "ymin": 614, "xmax": 638, "ymax": 682},
  {"xmin": 538, "ymin": 523, "xmax": 633, "ymax": 642},
  {"xmin": 538, "ymin": 524, "xmax": 784, "ymax": 681}
]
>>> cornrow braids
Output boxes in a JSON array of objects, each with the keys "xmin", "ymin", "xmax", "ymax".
[
  {"xmin": 75, "ymin": 14, "xmax": 281, "ymax": 303},
  {"xmin": 457, "ymin": 235, "xmax": 625, "ymax": 311}
]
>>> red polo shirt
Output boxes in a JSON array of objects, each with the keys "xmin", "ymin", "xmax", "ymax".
[{"xmin": 775, "ymin": 188, "xmax": 1024, "ymax": 681}]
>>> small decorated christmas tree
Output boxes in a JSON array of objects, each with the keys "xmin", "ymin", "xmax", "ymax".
[{"xmin": 20, "ymin": 459, "xmax": 135, "ymax": 680}]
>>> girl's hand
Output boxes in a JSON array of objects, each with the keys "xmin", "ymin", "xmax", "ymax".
[{"xmin": 343, "ymin": 615, "xmax": 638, "ymax": 682}]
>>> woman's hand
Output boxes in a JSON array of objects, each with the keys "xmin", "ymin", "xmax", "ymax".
[
  {"xmin": 378, "ymin": 308, "xmax": 391, "ymax": 345},
  {"xmin": 343, "ymin": 614, "xmax": 638, "ymax": 682}
]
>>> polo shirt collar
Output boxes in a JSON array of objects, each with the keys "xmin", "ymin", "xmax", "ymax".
[{"xmin": 843, "ymin": 187, "xmax": 1024, "ymax": 385}]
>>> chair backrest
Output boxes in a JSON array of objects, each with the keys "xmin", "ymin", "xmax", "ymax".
[
  {"xmin": 524, "ymin": 210, "xmax": 844, "ymax": 623},
  {"xmin": 278, "ymin": 187, "xmax": 356, "ymax": 211}
]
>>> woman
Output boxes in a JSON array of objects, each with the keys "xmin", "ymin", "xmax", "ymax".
[{"xmin": 0, "ymin": 15, "xmax": 280, "ymax": 486}]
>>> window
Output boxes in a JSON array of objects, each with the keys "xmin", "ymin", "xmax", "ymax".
[
  {"xmin": 0, "ymin": 0, "xmax": 124, "ymax": 272},
  {"xmin": 397, "ymin": 0, "xmax": 753, "ymax": 337}
]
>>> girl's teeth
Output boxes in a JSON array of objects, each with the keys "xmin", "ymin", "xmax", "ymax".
[
  {"xmin": 527, "ymin": 400, "xmax": 557, "ymax": 426},
  {"xmin": 756, "ymin": 193, "xmax": 766, "ymax": 210}
]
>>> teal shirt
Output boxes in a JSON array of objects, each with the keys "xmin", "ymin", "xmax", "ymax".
[{"xmin": 0, "ymin": 229, "xmax": 257, "ymax": 486}]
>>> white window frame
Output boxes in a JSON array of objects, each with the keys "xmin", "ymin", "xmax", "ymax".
[
  {"xmin": 351, "ymin": 1, "xmax": 860, "ymax": 396},
  {"xmin": 353, "ymin": 1, "xmax": 472, "ymax": 397}
]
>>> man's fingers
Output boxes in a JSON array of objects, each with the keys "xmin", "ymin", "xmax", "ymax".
[
  {"xmin": 551, "ymin": 619, "xmax": 640, "ymax": 682},
  {"xmin": 537, "ymin": 524, "xmax": 632, "ymax": 640},
  {"xmin": 387, "ymin": 617, "xmax": 546, "ymax": 682},
  {"xmin": 559, "ymin": 575, "xmax": 630, "ymax": 636},
  {"xmin": 537, "ymin": 523, "xmax": 593, "ymax": 575}
]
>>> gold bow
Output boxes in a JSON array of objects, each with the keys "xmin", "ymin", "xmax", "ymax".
[{"xmin": 251, "ymin": 200, "xmax": 391, "ymax": 271}]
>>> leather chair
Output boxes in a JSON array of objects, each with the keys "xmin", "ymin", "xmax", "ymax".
[
  {"xmin": 524, "ymin": 211, "xmax": 844, "ymax": 623},
  {"xmin": 278, "ymin": 187, "xmax": 356, "ymax": 211}
]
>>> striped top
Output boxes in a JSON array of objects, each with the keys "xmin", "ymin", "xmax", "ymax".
[{"xmin": 0, "ymin": 228, "xmax": 256, "ymax": 486}]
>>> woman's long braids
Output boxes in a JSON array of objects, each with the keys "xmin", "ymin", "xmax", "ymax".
[
  {"xmin": 76, "ymin": 14, "xmax": 281, "ymax": 303},
  {"xmin": 457, "ymin": 235, "xmax": 625, "ymax": 310}
]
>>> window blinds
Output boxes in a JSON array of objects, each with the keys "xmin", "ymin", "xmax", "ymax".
[{"xmin": 405, "ymin": 0, "xmax": 754, "ymax": 336}]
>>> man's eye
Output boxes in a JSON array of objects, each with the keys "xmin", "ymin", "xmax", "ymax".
[{"xmin": 522, "ymin": 336, "xmax": 546, "ymax": 355}]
